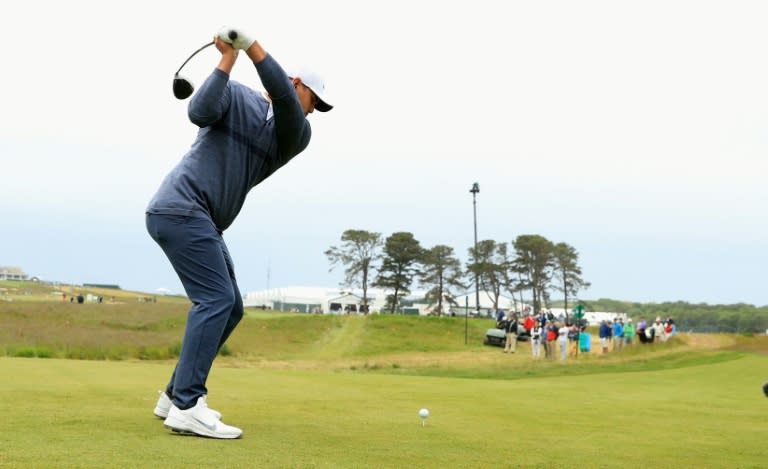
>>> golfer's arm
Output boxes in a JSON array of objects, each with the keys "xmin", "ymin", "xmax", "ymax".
[
  {"xmin": 253, "ymin": 54, "xmax": 310, "ymax": 158},
  {"xmin": 188, "ymin": 69, "xmax": 232, "ymax": 127},
  {"xmin": 245, "ymin": 41, "xmax": 267, "ymax": 64},
  {"xmin": 216, "ymin": 51, "xmax": 238, "ymax": 74}
]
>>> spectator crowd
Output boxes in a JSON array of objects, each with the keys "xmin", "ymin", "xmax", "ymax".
[{"xmin": 495, "ymin": 312, "xmax": 678, "ymax": 360}]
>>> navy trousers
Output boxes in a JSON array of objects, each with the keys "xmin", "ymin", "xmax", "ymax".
[{"xmin": 146, "ymin": 213, "xmax": 244, "ymax": 410}]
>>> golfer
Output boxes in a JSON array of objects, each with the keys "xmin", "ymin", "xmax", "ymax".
[{"xmin": 146, "ymin": 27, "xmax": 332, "ymax": 439}]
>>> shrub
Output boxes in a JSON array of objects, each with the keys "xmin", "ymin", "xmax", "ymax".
[
  {"xmin": 12, "ymin": 347, "xmax": 37, "ymax": 358},
  {"xmin": 34, "ymin": 347, "xmax": 53, "ymax": 358}
]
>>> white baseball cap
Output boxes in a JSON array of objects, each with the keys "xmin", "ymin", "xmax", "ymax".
[{"xmin": 289, "ymin": 67, "xmax": 333, "ymax": 112}]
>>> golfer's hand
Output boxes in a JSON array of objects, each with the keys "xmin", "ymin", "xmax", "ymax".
[
  {"xmin": 217, "ymin": 26, "xmax": 255, "ymax": 51},
  {"xmin": 214, "ymin": 37, "xmax": 238, "ymax": 73},
  {"xmin": 214, "ymin": 36, "xmax": 237, "ymax": 55}
]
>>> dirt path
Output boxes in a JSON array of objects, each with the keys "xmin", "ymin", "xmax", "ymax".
[{"xmin": 312, "ymin": 316, "xmax": 366, "ymax": 360}]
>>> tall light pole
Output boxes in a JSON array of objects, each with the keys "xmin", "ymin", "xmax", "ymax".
[{"xmin": 470, "ymin": 182, "xmax": 480, "ymax": 317}]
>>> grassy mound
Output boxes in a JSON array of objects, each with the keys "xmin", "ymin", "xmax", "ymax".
[{"xmin": 3, "ymin": 290, "xmax": 766, "ymax": 381}]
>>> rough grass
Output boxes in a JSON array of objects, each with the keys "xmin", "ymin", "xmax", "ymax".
[
  {"xmin": 3, "ymin": 296, "xmax": 767, "ymax": 382},
  {"xmin": 0, "ymin": 299, "xmax": 497, "ymax": 364},
  {"xmin": 0, "ymin": 301, "xmax": 187, "ymax": 360}
]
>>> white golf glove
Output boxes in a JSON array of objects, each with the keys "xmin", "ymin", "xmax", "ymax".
[{"xmin": 216, "ymin": 26, "xmax": 255, "ymax": 50}]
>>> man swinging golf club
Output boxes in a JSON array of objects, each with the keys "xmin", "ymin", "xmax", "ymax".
[{"xmin": 146, "ymin": 26, "xmax": 332, "ymax": 439}]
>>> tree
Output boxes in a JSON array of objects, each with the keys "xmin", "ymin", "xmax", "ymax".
[
  {"xmin": 373, "ymin": 232, "xmax": 423, "ymax": 313},
  {"xmin": 419, "ymin": 245, "xmax": 467, "ymax": 315},
  {"xmin": 324, "ymin": 229, "xmax": 382, "ymax": 312},
  {"xmin": 511, "ymin": 234, "xmax": 555, "ymax": 315},
  {"xmin": 467, "ymin": 240, "xmax": 509, "ymax": 312},
  {"xmin": 551, "ymin": 242, "xmax": 590, "ymax": 319}
]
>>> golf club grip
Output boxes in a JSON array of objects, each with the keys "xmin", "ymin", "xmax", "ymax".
[{"xmin": 174, "ymin": 41, "xmax": 215, "ymax": 76}]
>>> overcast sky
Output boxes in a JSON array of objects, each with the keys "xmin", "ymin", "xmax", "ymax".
[{"xmin": 1, "ymin": 1, "xmax": 766, "ymax": 306}]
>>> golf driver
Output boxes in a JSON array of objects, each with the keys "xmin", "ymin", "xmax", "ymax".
[{"xmin": 172, "ymin": 30, "xmax": 238, "ymax": 100}]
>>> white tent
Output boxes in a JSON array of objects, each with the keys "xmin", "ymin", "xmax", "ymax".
[
  {"xmin": 452, "ymin": 293, "xmax": 527, "ymax": 317},
  {"xmin": 243, "ymin": 286, "xmax": 426, "ymax": 314},
  {"xmin": 243, "ymin": 286, "xmax": 335, "ymax": 313},
  {"xmin": 327, "ymin": 293, "xmax": 364, "ymax": 314}
]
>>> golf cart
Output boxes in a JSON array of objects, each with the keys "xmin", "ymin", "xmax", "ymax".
[{"xmin": 483, "ymin": 323, "xmax": 530, "ymax": 347}]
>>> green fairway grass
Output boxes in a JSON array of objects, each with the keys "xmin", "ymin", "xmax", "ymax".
[
  {"xmin": 2, "ymin": 287, "xmax": 767, "ymax": 468},
  {"xmin": 0, "ymin": 354, "xmax": 766, "ymax": 469}
]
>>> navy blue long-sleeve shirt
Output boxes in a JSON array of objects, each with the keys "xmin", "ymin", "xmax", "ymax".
[{"xmin": 147, "ymin": 54, "xmax": 311, "ymax": 232}]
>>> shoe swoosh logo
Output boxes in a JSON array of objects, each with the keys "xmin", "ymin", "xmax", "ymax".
[{"xmin": 193, "ymin": 415, "xmax": 217, "ymax": 431}]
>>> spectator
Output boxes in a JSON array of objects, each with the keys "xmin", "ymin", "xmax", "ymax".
[
  {"xmin": 542, "ymin": 321, "xmax": 553, "ymax": 359},
  {"xmin": 568, "ymin": 323, "xmax": 580, "ymax": 357},
  {"xmin": 530, "ymin": 322, "xmax": 542, "ymax": 359},
  {"xmin": 496, "ymin": 309, "xmax": 505, "ymax": 325},
  {"xmin": 646, "ymin": 316, "xmax": 664, "ymax": 343},
  {"xmin": 579, "ymin": 325, "xmax": 592, "ymax": 353},
  {"xmin": 613, "ymin": 317, "xmax": 624, "ymax": 351},
  {"xmin": 503, "ymin": 313, "xmax": 518, "ymax": 354},
  {"xmin": 663, "ymin": 317, "xmax": 677, "ymax": 341},
  {"xmin": 637, "ymin": 316, "xmax": 649, "ymax": 344},
  {"xmin": 537, "ymin": 312, "xmax": 547, "ymax": 328},
  {"xmin": 624, "ymin": 318, "xmax": 636, "ymax": 345},
  {"xmin": 524, "ymin": 313, "xmax": 536, "ymax": 335},
  {"xmin": 599, "ymin": 320, "xmax": 612, "ymax": 353},
  {"xmin": 558, "ymin": 322, "xmax": 569, "ymax": 360},
  {"xmin": 546, "ymin": 322, "xmax": 559, "ymax": 359}
]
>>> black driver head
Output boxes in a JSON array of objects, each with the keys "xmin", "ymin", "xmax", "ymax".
[
  {"xmin": 173, "ymin": 75, "xmax": 194, "ymax": 100},
  {"xmin": 172, "ymin": 40, "xmax": 214, "ymax": 100},
  {"xmin": 763, "ymin": 381, "xmax": 768, "ymax": 398}
]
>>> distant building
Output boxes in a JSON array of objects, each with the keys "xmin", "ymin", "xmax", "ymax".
[
  {"xmin": 244, "ymin": 286, "xmax": 369, "ymax": 314},
  {"xmin": 243, "ymin": 286, "xmax": 532, "ymax": 316},
  {"xmin": 0, "ymin": 266, "xmax": 29, "ymax": 281},
  {"xmin": 452, "ymin": 293, "xmax": 526, "ymax": 317}
]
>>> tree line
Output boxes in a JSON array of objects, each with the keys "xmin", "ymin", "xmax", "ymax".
[
  {"xmin": 324, "ymin": 230, "xmax": 589, "ymax": 316},
  {"xmin": 577, "ymin": 298, "xmax": 768, "ymax": 333}
]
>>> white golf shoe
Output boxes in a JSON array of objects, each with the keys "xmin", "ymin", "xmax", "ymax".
[
  {"xmin": 163, "ymin": 396, "xmax": 242, "ymax": 439},
  {"xmin": 153, "ymin": 391, "xmax": 222, "ymax": 420}
]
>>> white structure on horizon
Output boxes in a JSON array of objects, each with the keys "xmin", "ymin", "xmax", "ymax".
[
  {"xmin": 243, "ymin": 286, "xmax": 532, "ymax": 316},
  {"xmin": 244, "ymin": 286, "xmax": 435, "ymax": 314},
  {"xmin": 243, "ymin": 286, "xmax": 621, "ymax": 323},
  {"xmin": 453, "ymin": 292, "xmax": 528, "ymax": 316},
  {"xmin": 0, "ymin": 266, "xmax": 29, "ymax": 281},
  {"xmin": 243, "ymin": 286, "xmax": 391, "ymax": 314}
]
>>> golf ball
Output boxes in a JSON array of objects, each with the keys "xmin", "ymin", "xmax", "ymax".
[{"xmin": 419, "ymin": 408, "xmax": 429, "ymax": 418}]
